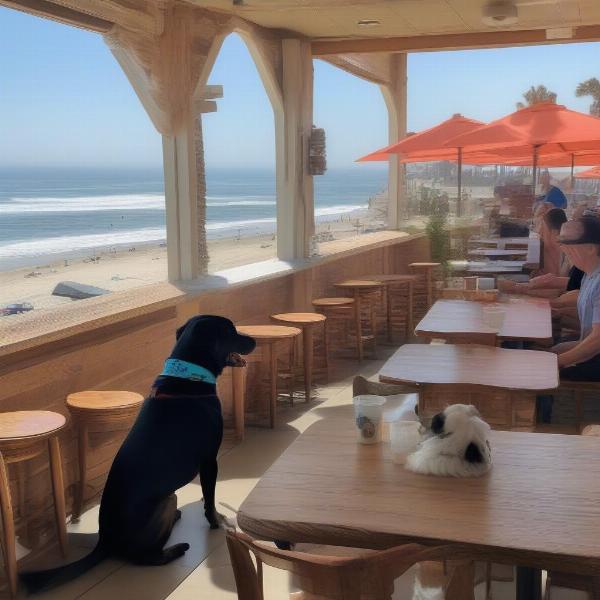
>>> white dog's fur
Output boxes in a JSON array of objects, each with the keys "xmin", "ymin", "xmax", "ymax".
[{"xmin": 406, "ymin": 404, "xmax": 492, "ymax": 478}]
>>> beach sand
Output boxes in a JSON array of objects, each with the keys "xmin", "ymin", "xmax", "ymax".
[{"xmin": 0, "ymin": 214, "xmax": 389, "ymax": 311}]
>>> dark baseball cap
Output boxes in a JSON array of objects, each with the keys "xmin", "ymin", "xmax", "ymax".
[{"xmin": 558, "ymin": 216, "xmax": 600, "ymax": 245}]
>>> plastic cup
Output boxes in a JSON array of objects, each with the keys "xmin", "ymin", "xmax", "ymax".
[
  {"xmin": 390, "ymin": 420, "xmax": 422, "ymax": 464},
  {"xmin": 482, "ymin": 305, "xmax": 505, "ymax": 330},
  {"xmin": 477, "ymin": 277, "xmax": 495, "ymax": 290},
  {"xmin": 353, "ymin": 395, "xmax": 386, "ymax": 445}
]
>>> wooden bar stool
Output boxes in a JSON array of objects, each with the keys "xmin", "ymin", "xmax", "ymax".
[
  {"xmin": 334, "ymin": 280, "xmax": 384, "ymax": 361},
  {"xmin": 410, "ymin": 262, "xmax": 442, "ymax": 323},
  {"xmin": 66, "ymin": 391, "xmax": 144, "ymax": 521},
  {"xmin": 360, "ymin": 274, "xmax": 418, "ymax": 342},
  {"xmin": 270, "ymin": 313, "xmax": 327, "ymax": 402},
  {"xmin": 311, "ymin": 297, "xmax": 355, "ymax": 365},
  {"xmin": 0, "ymin": 411, "xmax": 68, "ymax": 597},
  {"xmin": 236, "ymin": 325, "xmax": 301, "ymax": 428}
]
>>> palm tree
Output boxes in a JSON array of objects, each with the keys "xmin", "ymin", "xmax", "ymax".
[
  {"xmin": 516, "ymin": 85, "xmax": 557, "ymax": 109},
  {"xmin": 575, "ymin": 78, "xmax": 600, "ymax": 117}
]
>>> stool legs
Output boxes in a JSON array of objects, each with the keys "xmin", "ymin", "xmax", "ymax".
[
  {"xmin": 408, "ymin": 281, "xmax": 415, "ymax": 337},
  {"xmin": 0, "ymin": 452, "xmax": 17, "ymax": 597},
  {"xmin": 48, "ymin": 437, "xmax": 68, "ymax": 557},
  {"xmin": 233, "ymin": 366, "xmax": 247, "ymax": 441},
  {"xmin": 73, "ymin": 424, "xmax": 88, "ymax": 522},
  {"xmin": 354, "ymin": 291, "xmax": 364, "ymax": 362},
  {"xmin": 303, "ymin": 326, "xmax": 314, "ymax": 403},
  {"xmin": 269, "ymin": 343, "xmax": 277, "ymax": 429}
]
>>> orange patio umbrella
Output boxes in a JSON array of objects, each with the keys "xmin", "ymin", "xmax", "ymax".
[
  {"xmin": 445, "ymin": 103, "xmax": 600, "ymax": 191},
  {"xmin": 357, "ymin": 114, "xmax": 485, "ymax": 216},
  {"xmin": 575, "ymin": 166, "xmax": 600, "ymax": 179}
]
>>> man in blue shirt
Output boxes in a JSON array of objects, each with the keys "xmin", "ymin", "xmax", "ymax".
[{"xmin": 536, "ymin": 170, "xmax": 567, "ymax": 209}]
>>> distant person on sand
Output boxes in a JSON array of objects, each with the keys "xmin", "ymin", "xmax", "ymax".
[{"xmin": 535, "ymin": 170, "xmax": 567, "ymax": 209}]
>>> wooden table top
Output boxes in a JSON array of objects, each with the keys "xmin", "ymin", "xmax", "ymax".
[
  {"xmin": 450, "ymin": 260, "xmax": 526, "ymax": 274},
  {"xmin": 359, "ymin": 274, "xmax": 419, "ymax": 284},
  {"xmin": 271, "ymin": 313, "xmax": 326, "ymax": 325},
  {"xmin": 237, "ymin": 325, "xmax": 302, "ymax": 340},
  {"xmin": 0, "ymin": 411, "xmax": 66, "ymax": 440},
  {"xmin": 312, "ymin": 297, "xmax": 355, "ymax": 306},
  {"xmin": 66, "ymin": 390, "xmax": 144, "ymax": 411},
  {"xmin": 334, "ymin": 280, "xmax": 384, "ymax": 289},
  {"xmin": 415, "ymin": 298, "xmax": 552, "ymax": 341},
  {"xmin": 469, "ymin": 248, "xmax": 528, "ymax": 257},
  {"xmin": 239, "ymin": 418, "xmax": 600, "ymax": 574},
  {"xmin": 379, "ymin": 343, "xmax": 558, "ymax": 391}
]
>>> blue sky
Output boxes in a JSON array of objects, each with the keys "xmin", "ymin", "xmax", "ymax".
[{"xmin": 1, "ymin": 6, "xmax": 600, "ymax": 170}]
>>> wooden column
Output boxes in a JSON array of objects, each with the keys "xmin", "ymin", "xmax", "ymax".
[
  {"xmin": 277, "ymin": 38, "xmax": 314, "ymax": 261},
  {"xmin": 380, "ymin": 53, "xmax": 408, "ymax": 230}
]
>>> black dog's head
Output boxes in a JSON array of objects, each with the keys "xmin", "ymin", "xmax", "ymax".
[{"xmin": 172, "ymin": 315, "xmax": 256, "ymax": 377}]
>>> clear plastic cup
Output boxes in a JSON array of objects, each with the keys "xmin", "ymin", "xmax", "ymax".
[
  {"xmin": 482, "ymin": 305, "xmax": 505, "ymax": 330},
  {"xmin": 390, "ymin": 420, "xmax": 422, "ymax": 464},
  {"xmin": 477, "ymin": 277, "xmax": 495, "ymax": 290},
  {"xmin": 353, "ymin": 395, "xmax": 386, "ymax": 445}
]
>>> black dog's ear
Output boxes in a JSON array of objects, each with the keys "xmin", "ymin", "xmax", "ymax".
[
  {"xmin": 175, "ymin": 324, "xmax": 188, "ymax": 340},
  {"xmin": 431, "ymin": 412, "xmax": 445, "ymax": 434},
  {"xmin": 464, "ymin": 442, "xmax": 484, "ymax": 463}
]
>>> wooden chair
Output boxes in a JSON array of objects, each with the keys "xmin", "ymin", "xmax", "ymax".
[
  {"xmin": 0, "ymin": 411, "xmax": 68, "ymax": 597},
  {"xmin": 66, "ymin": 391, "xmax": 144, "ymax": 521},
  {"xmin": 226, "ymin": 528, "xmax": 476, "ymax": 600}
]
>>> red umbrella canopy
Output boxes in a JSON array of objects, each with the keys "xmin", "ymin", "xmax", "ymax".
[
  {"xmin": 357, "ymin": 114, "xmax": 484, "ymax": 162},
  {"xmin": 575, "ymin": 166, "xmax": 600, "ymax": 179},
  {"xmin": 446, "ymin": 103, "xmax": 600, "ymax": 154}
]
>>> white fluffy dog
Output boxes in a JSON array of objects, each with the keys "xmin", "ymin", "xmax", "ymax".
[{"xmin": 406, "ymin": 404, "xmax": 492, "ymax": 478}]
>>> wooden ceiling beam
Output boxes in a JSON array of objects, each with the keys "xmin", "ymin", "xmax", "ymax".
[
  {"xmin": 321, "ymin": 53, "xmax": 393, "ymax": 85},
  {"xmin": 312, "ymin": 24, "xmax": 600, "ymax": 56},
  {"xmin": 1, "ymin": 0, "xmax": 163, "ymax": 35},
  {"xmin": 0, "ymin": 0, "xmax": 113, "ymax": 32}
]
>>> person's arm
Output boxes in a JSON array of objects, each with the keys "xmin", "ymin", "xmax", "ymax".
[
  {"xmin": 550, "ymin": 289, "xmax": 579, "ymax": 309},
  {"xmin": 552, "ymin": 340, "xmax": 579, "ymax": 354},
  {"xmin": 558, "ymin": 324, "xmax": 600, "ymax": 367},
  {"xmin": 528, "ymin": 273, "xmax": 569, "ymax": 291}
]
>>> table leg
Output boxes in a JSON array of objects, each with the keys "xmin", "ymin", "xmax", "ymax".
[
  {"xmin": 48, "ymin": 436, "xmax": 68, "ymax": 558},
  {"xmin": 516, "ymin": 566, "xmax": 542, "ymax": 600},
  {"xmin": 73, "ymin": 423, "xmax": 88, "ymax": 522},
  {"xmin": 269, "ymin": 343, "xmax": 277, "ymax": 429},
  {"xmin": 303, "ymin": 325, "xmax": 314, "ymax": 403},
  {"xmin": 322, "ymin": 320, "xmax": 329, "ymax": 378},
  {"xmin": 427, "ymin": 271, "xmax": 433, "ymax": 308},
  {"xmin": 385, "ymin": 286, "xmax": 393, "ymax": 343},
  {"xmin": 354, "ymin": 290, "xmax": 364, "ymax": 362},
  {"xmin": 232, "ymin": 365, "xmax": 247, "ymax": 441},
  {"xmin": 408, "ymin": 281, "xmax": 414, "ymax": 338}
]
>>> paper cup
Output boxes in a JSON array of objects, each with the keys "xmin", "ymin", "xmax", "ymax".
[
  {"xmin": 482, "ymin": 306, "xmax": 505, "ymax": 330},
  {"xmin": 390, "ymin": 420, "xmax": 422, "ymax": 464},
  {"xmin": 353, "ymin": 395, "xmax": 386, "ymax": 445}
]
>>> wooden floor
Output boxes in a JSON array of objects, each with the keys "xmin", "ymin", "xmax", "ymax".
[{"xmin": 13, "ymin": 348, "xmax": 591, "ymax": 600}]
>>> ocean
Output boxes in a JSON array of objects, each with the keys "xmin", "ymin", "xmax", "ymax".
[{"xmin": 0, "ymin": 167, "xmax": 387, "ymax": 270}]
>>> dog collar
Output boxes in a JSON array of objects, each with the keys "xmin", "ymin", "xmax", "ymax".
[{"xmin": 161, "ymin": 359, "xmax": 217, "ymax": 384}]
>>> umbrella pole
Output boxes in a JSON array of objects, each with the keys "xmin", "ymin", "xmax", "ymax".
[
  {"xmin": 457, "ymin": 147, "xmax": 463, "ymax": 218},
  {"xmin": 532, "ymin": 146, "xmax": 539, "ymax": 198},
  {"xmin": 570, "ymin": 154, "xmax": 575, "ymax": 191}
]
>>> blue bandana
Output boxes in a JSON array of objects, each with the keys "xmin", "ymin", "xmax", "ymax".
[{"xmin": 160, "ymin": 359, "xmax": 217, "ymax": 384}]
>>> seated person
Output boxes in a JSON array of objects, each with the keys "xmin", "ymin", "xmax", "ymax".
[
  {"xmin": 535, "ymin": 170, "xmax": 567, "ymax": 209},
  {"xmin": 552, "ymin": 216, "xmax": 600, "ymax": 380}
]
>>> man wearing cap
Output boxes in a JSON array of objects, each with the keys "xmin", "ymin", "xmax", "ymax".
[{"xmin": 553, "ymin": 215, "xmax": 600, "ymax": 380}]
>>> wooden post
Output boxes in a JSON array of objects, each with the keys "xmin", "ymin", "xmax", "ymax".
[
  {"xmin": 278, "ymin": 38, "xmax": 314, "ymax": 261},
  {"xmin": 381, "ymin": 53, "xmax": 408, "ymax": 230}
]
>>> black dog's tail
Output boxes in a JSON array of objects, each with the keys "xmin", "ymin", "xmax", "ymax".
[{"xmin": 20, "ymin": 543, "xmax": 108, "ymax": 594}]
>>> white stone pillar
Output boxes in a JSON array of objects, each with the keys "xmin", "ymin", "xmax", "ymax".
[
  {"xmin": 381, "ymin": 53, "xmax": 408, "ymax": 230},
  {"xmin": 277, "ymin": 38, "xmax": 314, "ymax": 261}
]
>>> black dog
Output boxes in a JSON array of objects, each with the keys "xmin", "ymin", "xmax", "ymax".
[{"xmin": 21, "ymin": 315, "xmax": 255, "ymax": 593}]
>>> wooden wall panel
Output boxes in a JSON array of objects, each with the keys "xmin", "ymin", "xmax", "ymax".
[{"xmin": 0, "ymin": 234, "xmax": 430, "ymax": 561}]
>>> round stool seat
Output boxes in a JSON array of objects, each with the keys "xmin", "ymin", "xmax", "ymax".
[
  {"xmin": 359, "ymin": 274, "xmax": 419, "ymax": 284},
  {"xmin": 271, "ymin": 313, "xmax": 326, "ymax": 326},
  {"xmin": 66, "ymin": 390, "xmax": 144, "ymax": 413},
  {"xmin": 0, "ymin": 411, "xmax": 66, "ymax": 443},
  {"xmin": 237, "ymin": 325, "xmax": 301, "ymax": 339},
  {"xmin": 312, "ymin": 297, "xmax": 355, "ymax": 307},
  {"xmin": 334, "ymin": 279, "xmax": 383, "ymax": 290},
  {"xmin": 582, "ymin": 424, "xmax": 600, "ymax": 437}
]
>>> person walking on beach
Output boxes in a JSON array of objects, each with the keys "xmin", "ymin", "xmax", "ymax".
[{"xmin": 535, "ymin": 170, "xmax": 567, "ymax": 209}]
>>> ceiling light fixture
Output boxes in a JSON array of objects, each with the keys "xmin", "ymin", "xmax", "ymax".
[
  {"xmin": 482, "ymin": 1, "xmax": 519, "ymax": 27},
  {"xmin": 357, "ymin": 19, "xmax": 381, "ymax": 28}
]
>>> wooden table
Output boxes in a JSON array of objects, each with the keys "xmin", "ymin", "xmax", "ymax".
[
  {"xmin": 236, "ymin": 325, "xmax": 301, "ymax": 428},
  {"xmin": 379, "ymin": 343, "xmax": 558, "ymax": 430},
  {"xmin": 270, "ymin": 313, "xmax": 327, "ymax": 402},
  {"xmin": 238, "ymin": 418, "xmax": 600, "ymax": 600},
  {"xmin": 415, "ymin": 298, "xmax": 553, "ymax": 343},
  {"xmin": 359, "ymin": 274, "xmax": 418, "ymax": 341}
]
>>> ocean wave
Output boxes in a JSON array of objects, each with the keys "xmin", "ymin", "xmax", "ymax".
[{"xmin": 0, "ymin": 194, "xmax": 165, "ymax": 213}]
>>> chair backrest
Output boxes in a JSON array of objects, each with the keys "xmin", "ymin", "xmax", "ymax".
[{"xmin": 226, "ymin": 529, "xmax": 474, "ymax": 600}]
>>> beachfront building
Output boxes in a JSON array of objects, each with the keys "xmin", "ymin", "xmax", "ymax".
[{"xmin": 2, "ymin": 1, "xmax": 600, "ymax": 599}]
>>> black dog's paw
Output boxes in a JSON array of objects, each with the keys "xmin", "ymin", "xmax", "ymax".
[{"xmin": 204, "ymin": 508, "xmax": 223, "ymax": 530}]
